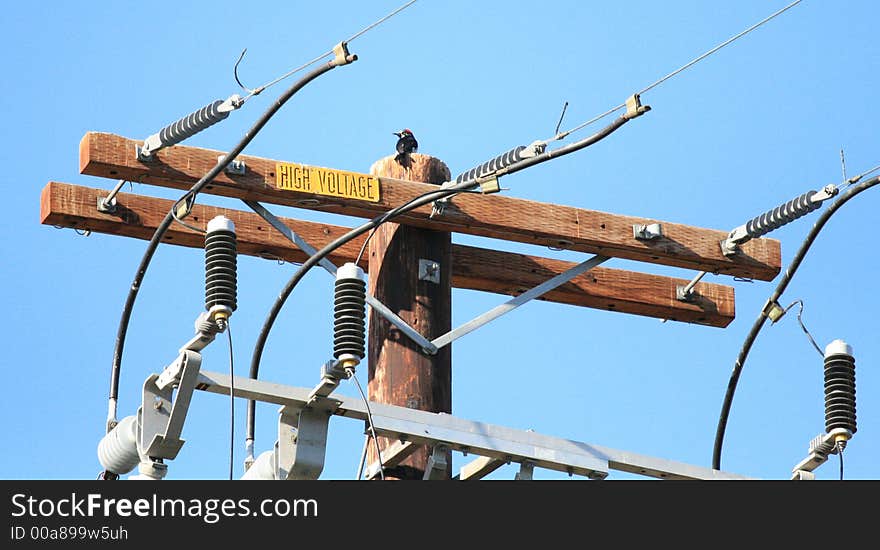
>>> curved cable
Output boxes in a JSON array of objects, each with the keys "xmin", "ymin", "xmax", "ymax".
[
  {"xmin": 245, "ymin": 112, "xmax": 636, "ymax": 449},
  {"xmin": 712, "ymin": 174, "xmax": 880, "ymax": 471},
  {"xmin": 106, "ymin": 59, "xmax": 346, "ymax": 433}
]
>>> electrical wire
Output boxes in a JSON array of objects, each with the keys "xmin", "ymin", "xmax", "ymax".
[
  {"xmin": 548, "ymin": 0, "xmax": 803, "ymax": 142},
  {"xmin": 347, "ymin": 368, "xmax": 384, "ymax": 480},
  {"xmin": 245, "ymin": 112, "xmax": 636, "ymax": 453},
  {"xmin": 837, "ymin": 441, "xmax": 844, "ymax": 480},
  {"xmin": 171, "ymin": 197, "xmax": 207, "ymax": 234},
  {"xmin": 355, "ymin": 227, "xmax": 376, "ymax": 266},
  {"xmin": 239, "ymin": 0, "xmax": 419, "ymax": 104},
  {"xmin": 780, "ymin": 299, "xmax": 823, "ymax": 357},
  {"xmin": 106, "ymin": 59, "xmax": 344, "ymax": 434},
  {"xmin": 225, "ymin": 319, "xmax": 235, "ymax": 481},
  {"xmin": 712, "ymin": 173, "xmax": 880, "ymax": 471}
]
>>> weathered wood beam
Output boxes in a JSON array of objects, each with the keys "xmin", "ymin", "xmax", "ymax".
[
  {"xmin": 79, "ymin": 132, "xmax": 781, "ymax": 281},
  {"xmin": 41, "ymin": 181, "xmax": 736, "ymax": 327}
]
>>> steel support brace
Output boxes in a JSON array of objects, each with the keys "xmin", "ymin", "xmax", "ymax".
[
  {"xmin": 194, "ymin": 370, "xmax": 754, "ymax": 480},
  {"xmin": 244, "ymin": 200, "xmax": 438, "ymax": 354},
  {"xmin": 430, "ymin": 254, "xmax": 610, "ymax": 350}
]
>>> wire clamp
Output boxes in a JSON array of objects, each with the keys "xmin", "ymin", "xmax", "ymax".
[
  {"xmin": 331, "ymin": 41, "xmax": 358, "ymax": 66},
  {"xmin": 623, "ymin": 93, "xmax": 651, "ymax": 120},
  {"xmin": 633, "ymin": 222, "xmax": 662, "ymax": 241},
  {"xmin": 430, "ymin": 181, "xmax": 459, "ymax": 218},
  {"xmin": 761, "ymin": 299, "xmax": 785, "ymax": 322}
]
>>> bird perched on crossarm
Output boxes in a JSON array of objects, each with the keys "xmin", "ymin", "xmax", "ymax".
[{"xmin": 393, "ymin": 128, "xmax": 418, "ymax": 164}]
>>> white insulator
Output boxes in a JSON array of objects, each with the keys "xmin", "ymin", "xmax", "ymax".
[
  {"xmin": 97, "ymin": 415, "xmax": 140, "ymax": 475},
  {"xmin": 240, "ymin": 450, "xmax": 276, "ymax": 480}
]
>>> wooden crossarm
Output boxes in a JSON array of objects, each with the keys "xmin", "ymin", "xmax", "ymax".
[
  {"xmin": 41, "ymin": 181, "xmax": 735, "ymax": 327},
  {"xmin": 79, "ymin": 132, "xmax": 781, "ymax": 281}
]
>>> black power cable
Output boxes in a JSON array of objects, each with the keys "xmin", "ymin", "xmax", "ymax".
[
  {"xmin": 106, "ymin": 57, "xmax": 352, "ymax": 433},
  {"xmin": 245, "ymin": 111, "xmax": 640, "ymax": 451},
  {"xmin": 712, "ymin": 175, "xmax": 880, "ymax": 471}
]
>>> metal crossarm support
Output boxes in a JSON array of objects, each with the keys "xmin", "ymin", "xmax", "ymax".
[
  {"xmin": 193, "ymin": 370, "xmax": 755, "ymax": 480},
  {"xmin": 140, "ymin": 350, "xmax": 203, "ymax": 460},
  {"xmin": 277, "ymin": 399, "xmax": 340, "ymax": 480},
  {"xmin": 244, "ymin": 200, "xmax": 438, "ymax": 354},
  {"xmin": 423, "ymin": 445, "xmax": 450, "ymax": 480},
  {"xmin": 430, "ymin": 254, "xmax": 610, "ymax": 350}
]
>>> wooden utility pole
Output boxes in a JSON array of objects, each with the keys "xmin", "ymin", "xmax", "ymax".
[{"xmin": 366, "ymin": 154, "xmax": 452, "ymax": 480}]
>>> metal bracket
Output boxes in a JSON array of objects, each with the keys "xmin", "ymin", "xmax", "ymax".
[
  {"xmin": 515, "ymin": 461, "xmax": 535, "ymax": 480},
  {"xmin": 97, "ymin": 179, "xmax": 128, "ymax": 214},
  {"xmin": 623, "ymin": 93, "xmax": 652, "ymax": 120},
  {"xmin": 761, "ymin": 299, "xmax": 785, "ymax": 323},
  {"xmin": 135, "ymin": 143, "xmax": 156, "ymax": 162},
  {"xmin": 140, "ymin": 350, "xmax": 202, "ymax": 460},
  {"xmin": 277, "ymin": 398, "xmax": 340, "ymax": 480},
  {"xmin": 331, "ymin": 41, "xmax": 358, "ymax": 66},
  {"xmin": 633, "ymin": 223, "xmax": 663, "ymax": 241},
  {"xmin": 307, "ymin": 360, "xmax": 352, "ymax": 403},
  {"xmin": 676, "ymin": 271, "xmax": 707, "ymax": 303},
  {"xmin": 218, "ymin": 155, "xmax": 246, "ymax": 175},
  {"xmin": 97, "ymin": 196, "xmax": 117, "ymax": 214},
  {"xmin": 790, "ymin": 428, "xmax": 851, "ymax": 479},
  {"xmin": 419, "ymin": 259, "xmax": 441, "ymax": 283},
  {"xmin": 423, "ymin": 444, "xmax": 450, "ymax": 480}
]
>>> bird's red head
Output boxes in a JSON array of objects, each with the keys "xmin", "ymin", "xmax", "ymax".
[{"xmin": 394, "ymin": 128, "xmax": 413, "ymax": 137}]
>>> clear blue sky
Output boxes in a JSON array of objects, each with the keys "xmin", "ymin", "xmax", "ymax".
[{"xmin": 2, "ymin": 0, "xmax": 877, "ymax": 481}]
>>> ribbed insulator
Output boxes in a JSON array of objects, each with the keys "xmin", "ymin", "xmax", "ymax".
[
  {"xmin": 333, "ymin": 263, "xmax": 366, "ymax": 362},
  {"xmin": 205, "ymin": 216, "xmax": 237, "ymax": 313},
  {"xmin": 97, "ymin": 415, "xmax": 140, "ymax": 475},
  {"xmin": 824, "ymin": 340, "xmax": 857, "ymax": 435},
  {"xmin": 455, "ymin": 145, "xmax": 526, "ymax": 183},
  {"xmin": 744, "ymin": 190, "xmax": 821, "ymax": 239},
  {"xmin": 158, "ymin": 99, "xmax": 231, "ymax": 148}
]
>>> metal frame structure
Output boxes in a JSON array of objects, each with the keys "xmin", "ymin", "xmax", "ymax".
[{"xmin": 122, "ymin": 347, "xmax": 756, "ymax": 480}]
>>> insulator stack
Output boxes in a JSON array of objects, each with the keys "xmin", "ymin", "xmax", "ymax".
[
  {"xmin": 333, "ymin": 263, "xmax": 366, "ymax": 367},
  {"xmin": 205, "ymin": 216, "xmax": 238, "ymax": 321},
  {"xmin": 823, "ymin": 339, "xmax": 857, "ymax": 436},
  {"xmin": 454, "ymin": 145, "xmax": 526, "ymax": 183},
  {"xmin": 744, "ymin": 190, "xmax": 821, "ymax": 239},
  {"xmin": 158, "ymin": 99, "xmax": 232, "ymax": 148},
  {"xmin": 97, "ymin": 415, "xmax": 140, "ymax": 476},
  {"xmin": 138, "ymin": 95, "xmax": 241, "ymax": 158}
]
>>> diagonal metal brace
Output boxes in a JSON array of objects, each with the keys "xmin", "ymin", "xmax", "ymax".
[
  {"xmin": 244, "ymin": 200, "xmax": 438, "ymax": 354},
  {"xmin": 430, "ymin": 254, "xmax": 610, "ymax": 350}
]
